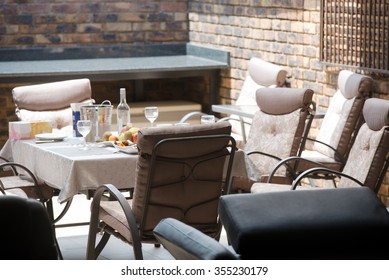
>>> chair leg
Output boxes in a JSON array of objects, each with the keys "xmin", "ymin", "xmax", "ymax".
[
  {"xmin": 94, "ymin": 232, "xmax": 111, "ymax": 258},
  {"xmin": 44, "ymin": 198, "xmax": 64, "ymax": 259}
]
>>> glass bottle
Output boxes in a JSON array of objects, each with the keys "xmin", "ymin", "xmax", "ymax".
[{"xmin": 117, "ymin": 88, "xmax": 130, "ymax": 135}]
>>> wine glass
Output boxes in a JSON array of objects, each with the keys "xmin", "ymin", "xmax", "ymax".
[
  {"xmin": 201, "ymin": 114, "xmax": 216, "ymax": 124},
  {"xmin": 144, "ymin": 106, "xmax": 159, "ymax": 127},
  {"xmin": 77, "ymin": 120, "xmax": 92, "ymax": 150}
]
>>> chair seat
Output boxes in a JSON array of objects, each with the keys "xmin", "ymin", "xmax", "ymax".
[
  {"xmin": 99, "ymin": 200, "xmax": 136, "ymax": 244},
  {"xmin": 3, "ymin": 188, "xmax": 29, "ymax": 198},
  {"xmin": 299, "ymin": 150, "xmax": 343, "ymax": 171},
  {"xmin": 219, "ymin": 188, "xmax": 389, "ymax": 259},
  {"xmin": 0, "ymin": 176, "xmax": 54, "ymax": 200}
]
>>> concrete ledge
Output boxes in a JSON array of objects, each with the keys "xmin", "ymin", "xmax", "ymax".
[
  {"xmin": 0, "ymin": 43, "xmax": 229, "ymax": 83},
  {"xmin": 0, "ymin": 43, "xmax": 229, "ymax": 108}
]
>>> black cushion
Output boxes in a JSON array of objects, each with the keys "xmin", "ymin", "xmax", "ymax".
[
  {"xmin": 154, "ymin": 218, "xmax": 238, "ymax": 260},
  {"xmin": 219, "ymin": 188, "xmax": 389, "ymax": 260},
  {"xmin": 0, "ymin": 196, "xmax": 59, "ymax": 260}
]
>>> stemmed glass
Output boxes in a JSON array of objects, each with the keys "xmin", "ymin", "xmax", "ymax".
[
  {"xmin": 77, "ymin": 120, "xmax": 92, "ymax": 150},
  {"xmin": 144, "ymin": 106, "xmax": 159, "ymax": 127}
]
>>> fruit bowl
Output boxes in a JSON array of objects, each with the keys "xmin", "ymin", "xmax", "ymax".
[{"xmin": 113, "ymin": 140, "xmax": 138, "ymax": 154}]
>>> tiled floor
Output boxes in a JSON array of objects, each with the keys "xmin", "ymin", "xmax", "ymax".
[{"xmin": 54, "ymin": 194, "xmax": 230, "ymax": 260}]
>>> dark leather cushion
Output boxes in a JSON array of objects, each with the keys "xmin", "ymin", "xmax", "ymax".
[
  {"xmin": 154, "ymin": 218, "xmax": 238, "ymax": 260},
  {"xmin": 219, "ymin": 188, "xmax": 389, "ymax": 260},
  {"xmin": 0, "ymin": 196, "xmax": 59, "ymax": 260}
]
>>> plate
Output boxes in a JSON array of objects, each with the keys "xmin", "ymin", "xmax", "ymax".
[
  {"xmin": 35, "ymin": 133, "xmax": 67, "ymax": 141},
  {"xmin": 114, "ymin": 144, "xmax": 138, "ymax": 154}
]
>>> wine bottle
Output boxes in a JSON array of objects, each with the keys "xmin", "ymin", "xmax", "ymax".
[{"xmin": 117, "ymin": 88, "xmax": 130, "ymax": 135}]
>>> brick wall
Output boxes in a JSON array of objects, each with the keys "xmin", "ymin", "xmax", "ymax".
[
  {"xmin": 187, "ymin": 0, "xmax": 389, "ymax": 205},
  {"xmin": 0, "ymin": 0, "xmax": 188, "ymax": 47}
]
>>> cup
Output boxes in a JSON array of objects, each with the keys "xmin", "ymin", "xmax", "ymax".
[
  {"xmin": 200, "ymin": 115, "xmax": 216, "ymax": 124},
  {"xmin": 70, "ymin": 103, "xmax": 83, "ymax": 137},
  {"xmin": 80, "ymin": 105, "xmax": 99, "ymax": 143}
]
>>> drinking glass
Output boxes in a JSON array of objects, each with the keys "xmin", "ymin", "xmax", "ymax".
[
  {"xmin": 200, "ymin": 115, "xmax": 216, "ymax": 124},
  {"xmin": 144, "ymin": 106, "xmax": 159, "ymax": 126},
  {"xmin": 77, "ymin": 120, "xmax": 92, "ymax": 150}
]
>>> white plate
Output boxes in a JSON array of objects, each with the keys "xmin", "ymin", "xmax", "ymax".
[
  {"xmin": 114, "ymin": 144, "xmax": 138, "ymax": 154},
  {"xmin": 100, "ymin": 141, "xmax": 115, "ymax": 147},
  {"xmin": 35, "ymin": 133, "xmax": 67, "ymax": 141}
]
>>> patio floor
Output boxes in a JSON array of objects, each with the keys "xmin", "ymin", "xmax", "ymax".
[{"xmin": 54, "ymin": 194, "xmax": 230, "ymax": 260}]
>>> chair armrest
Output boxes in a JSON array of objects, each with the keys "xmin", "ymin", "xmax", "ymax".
[
  {"xmin": 304, "ymin": 137, "xmax": 345, "ymax": 163},
  {"xmin": 0, "ymin": 162, "xmax": 41, "ymax": 194},
  {"xmin": 267, "ymin": 155, "xmax": 333, "ymax": 183},
  {"xmin": 291, "ymin": 167, "xmax": 364, "ymax": 190},
  {"xmin": 153, "ymin": 218, "xmax": 239, "ymax": 260},
  {"xmin": 87, "ymin": 183, "xmax": 142, "ymax": 260},
  {"xmin": 179, "ymin": 111, "xmax": 217, "ymax": 123}
]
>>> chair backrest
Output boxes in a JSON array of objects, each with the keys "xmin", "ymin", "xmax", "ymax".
[
  {"xmin": 311, "ymin": 70, "xmax": 373, "ymax": 163},
  {"xmin": 244, "ymin": 87, "xmax": 314, "ymax": 181},
  {"xmin": 12, "ymin": 78, "xmax": 92, "ymax": 129},
  {"xmin": 230, "ymin": 58, "xmax": 288, "ymax": 137},
  {"xmin": 339, "ymin": 98, "xmax": 389, "ymax": 193},
  {"xmin": 132, "ymin": 121, "xmax": 235, "ymax": 240},
  {"xmin": 0, "ymin": 195, "xmax": 59, "ymax": 259}
]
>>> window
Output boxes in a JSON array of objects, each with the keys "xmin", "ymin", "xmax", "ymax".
[{"xmin": 320, "ymin": 0, "xmax": 389, "ymax": 73}]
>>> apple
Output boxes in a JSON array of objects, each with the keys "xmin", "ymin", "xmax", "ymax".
[
  {"xmin": 132, "ymin": 132, "xmax": 138, "ymax": 144},
  {"xmin": 129, "ymin": 127, "xmax": 139, "ymax": 135},
  {"xmin": 123, "ymin": 130, "xmax": 133, "ymax": 141},
  {"xmin": 102, "ymin": 131, "xmax": 112, "ymax": 141},
  {"xmin": 118, "ymin": 133, "xmax": 126, "ymax": 142}
]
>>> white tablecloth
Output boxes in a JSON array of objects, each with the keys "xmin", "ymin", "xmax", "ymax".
[{"xmin": 0, "ymin": 138, "xmax": 138, "ymax": 203}]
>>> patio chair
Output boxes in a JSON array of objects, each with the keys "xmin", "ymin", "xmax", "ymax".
[
  {"xmin": 298, "ymin": 70, "xmax": 373, "ymax": 173},
  {"xmin": 0, "ymin": 195, "xmax": 61, "ymax": 260},
  {"xmin": 0, "ymin": 159, "xmax": 64, "ymax": 259},
  {"xmin": 12, "ymin": 78, "xmax": 93, "ymax": 131},
  {"xmin": 180, "ymin": 57, "xmax": 288, "ymax": 148},
  {"xmin": 154, "ymin": 187, "xmax": 389, "ymax": 260},
  {"xmin": 0, "ymin": 157, "xmax": 52, "ymax": 201},
  {"xmin": 250, "ymin": 98, "xmax": 389, "ymax": 194},
  {"xmin": 230, "ymin": 87, "xmax": 315, "ymax": 191},
  {"xmin": 7, "ymin": 78, "xmax": 93, "ymax": 221},
  {"xmin": 232, "ymin": 70, "xmax": 373, "ymax": 193},
  {"xmin": 86, "ymin": 122, "xmax": 236, "ymax": 260},
  {"xmin": 153, "ymin": 217, "xmax": 239, "ymax": 260}
]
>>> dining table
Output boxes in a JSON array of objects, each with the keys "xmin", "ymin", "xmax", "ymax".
[{"xmin": 0, "ymin": 136, "xmax": 138, "ymax": 204}]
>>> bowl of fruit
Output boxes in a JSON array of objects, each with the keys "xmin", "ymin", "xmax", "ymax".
[{"xmin": 101, "ymin": 124, "xmax": 140, "ymax": 154}]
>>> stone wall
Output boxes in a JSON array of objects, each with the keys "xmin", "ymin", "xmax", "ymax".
[{"xmin": 187, "ymin": 0, "xmax": 389, "ymax": 205}]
